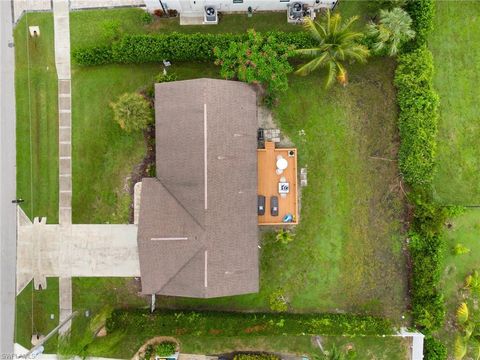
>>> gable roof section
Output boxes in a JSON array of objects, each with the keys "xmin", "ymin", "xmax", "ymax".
[{"xmin": 137, "ymin": 79, "xmax": 259, "ymax": 298}]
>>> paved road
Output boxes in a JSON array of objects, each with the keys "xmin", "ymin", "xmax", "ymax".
[{"xmin": 0, "ymin": 0, "xmax": 18, "ymax": 355}]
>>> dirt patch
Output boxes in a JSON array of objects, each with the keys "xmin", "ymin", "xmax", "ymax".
[
  {"xmin": 243, "ymin": 324, "xmax": 267, "ymax": 334},
  {"xmin": 129, "ymin": 124, "xmax": 156, "ymax": 223}
]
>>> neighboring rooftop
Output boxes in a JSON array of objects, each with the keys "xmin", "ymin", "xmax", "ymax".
[{"xmin": 137, "ymin": 78, "xmax": 259, "ymax": 298}]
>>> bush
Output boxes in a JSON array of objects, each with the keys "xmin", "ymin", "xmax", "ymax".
[
  {"xmin": 452, "ymin": 244, "xmax": 470, "ymax": 255},
  {"xmin": 155, "ymin": 71, "xmax": 178, "ymax": 84},
  {"xmin": 424, "ymin": 336, "xmax": 447, "ymax": 360},
  {"xmin": 155, "ymin": 342, "xmax": 176, "ymax": 357},
  {"xmin": 72, "ymin": 44, "xmax": 113, "ymax": 66},
  {"xmin": 110, "ymin": 93, "xmax": 152, "ymax": 133},
  {"xmin": 394, "ymin": 46, "xmax": 438, "ymax": 187},
  {"xmin": 407, "ymin": 192, "xmax": 459, "ymax": 332},
  {"xmin": 105, "ymin": 309, "xmax": 394, "ymax": 337},
  {"xmin": 214, "ymin": 30, "xmax": 294, "ymax": 99},
  {"xmin": 268, "ymin": 290, "xmax": 288, "ymax": 312},
  {"xmin": 405, "ymin": 0, "xmax": 435, "ymax": 49},
  {"xmin": 275, "ymin": 229, "xmax": 294, "ymax": 245},
  {"xmin": 72, "ymin": 31, "xmax": 316, "ymax": 66}
]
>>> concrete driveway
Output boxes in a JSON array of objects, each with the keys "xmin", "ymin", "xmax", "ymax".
[{"xmin": 17, "ymin": 209, "xmax": 140, "ymax": 293}]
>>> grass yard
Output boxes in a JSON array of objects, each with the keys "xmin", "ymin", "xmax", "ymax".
[
  {"xmin": 154, "ymin": 58, "xmax": 408, "ymax": 320},
  {"xmin": 436, "ymin": 209, "xmax": 480, "ymax": 353},
  {"xmin": 429, "ymin": 0, "xmax": 480, "ymax": 205},
  {"xmin": 69, "ymin": 58, "xmax": 408, "ymax": 319},
  {"xmin": 15, "ymin": 279, "xmax": 60, "ymax": 353},
  {"xmin": 68, "ymin": 0, "xmax": 407, "ymax": 320},
  {"xmin": 71, "ymin": 62, "xmax": 219, "ymax": 223},
  {"xmin": 69, "ymin": 0, "xmax": 369, "ymax": 52},
  {"xmin": 15, "ymin": 13, "xmax": 58, "ymax": 223},
  {"xmin": 85, "ymin": 333, "xmax": 409, "ymax": 359},
  {"xmin": 69, "ymin": 8, "xmax": 302, "ymax": 52},
  {"xmin": 15, "ymin": 3, "xmax": 410, "ymax": 355},
  {"xmin": 71, "ymin": 64, "xmax": 155, "ymax": 223}
]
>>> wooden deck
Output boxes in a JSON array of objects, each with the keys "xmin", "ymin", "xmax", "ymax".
[{"xmin": 257, "ymin": 141, "xmax": 299, "ymax": 225}]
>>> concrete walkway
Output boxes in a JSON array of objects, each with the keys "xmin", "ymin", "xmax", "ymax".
[
  {"xmin": 54, "ymin": 0, "xmax": 71, "ymax": 225},
  {"xmin": 53, "ymin": 0, "xmax": 73, "ymax": 334}
]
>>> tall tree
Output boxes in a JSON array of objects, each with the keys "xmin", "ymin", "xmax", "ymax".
[
  {"xmin": 367, "ymin": 7, "xmax": 415, "ymax": 56},
  {"xmin": 295, "ymin": 11, "xmax": 369, "ymax": 87}
]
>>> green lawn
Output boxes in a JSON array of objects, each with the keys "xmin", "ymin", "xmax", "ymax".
[
  {"xmin": 15, "ymin": 279, "xmax": 60, "ymax": 353},
  {"xmin": 71, "ymin": 62, "xmax": 219, "ymax": 223},
  {"xmin": 69, "ymin": 0, "xmax": 368, "ymax": 52},
  {"xmin": 68, "ymin": 1, "xmax": 407, "ymax": 319},
  {"xmin": 69, "ymin": 7, "xmax": 303, "ymax": 52},
  {"xmin": 86, "ymin": 333, "xmax": 409, "ymax": 359},
  {"xmin": 437, "ymin": 209, "xmax": 480, "ymax": 353},
  {"xmin": 430, "ymin": 0, "xmax": 480, "ymax": 205},
  {"xmin": 15, "ymin": 13, "xmax": 58, "ymax": 223},
  {"xmin": 68, "ymin": 58, "xmax": 408, "ymax": 319},
  {"xmin": 71, "ymin": 64, "xmax": 155, "ymax": 223},
  {"xmin": 154, "ymin": 58, "xmax": 407, "ymax": 320},
  {"xmin": 13, "ymin": 4, "xmax": 409, "ymax": 355}
]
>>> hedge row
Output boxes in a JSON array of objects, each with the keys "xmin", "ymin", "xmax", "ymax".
[
  {"xmin": 407, "ymin": 193, "xmax": 462, "ymax": 333},
  {"xmin": 398, "ymin": 3, "xmax": 448, "ymax": 358},
  {"xmin": 105, "ymin": 309, "xmax": 394, "ymax": 337},
  {"xmin": 73, "ymin": 32, "xmax": 316, "ymax": 66},
  {"xmin": 394, "ymin": 46, "xmax": 438, "ymax": 187},
  {"xmin": 405, "ymin": 0, "xmax": 435, "ymax": 49}
]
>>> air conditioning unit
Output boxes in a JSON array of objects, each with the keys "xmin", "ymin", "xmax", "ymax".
[
  {"xmin": 287, "ymin": 2, "xmax": 305, "ymax": 24},
  {"xmin": 204, "ymin": 6, "xmax": 218, "ymax": 24}
]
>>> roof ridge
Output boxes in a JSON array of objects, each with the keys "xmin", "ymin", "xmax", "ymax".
[{"xmin": 154, "ymin": 246, "xmax": 206, "ymax": 296}]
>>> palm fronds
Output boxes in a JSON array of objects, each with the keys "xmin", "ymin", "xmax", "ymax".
[
  {"xmin": 295, "ymin": 10, "xmax": 369, "ymax": 87},
  {"xmin": 457, "ymin": 302, "xmax": 470, "ymax": 324}
]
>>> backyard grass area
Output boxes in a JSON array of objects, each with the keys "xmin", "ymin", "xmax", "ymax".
[
  {"xmin": 15, "ymin": 13, "xmax": 58, "ymax": 223},
  {"xmin": 436, "ymin": 209, "xmax": 480, "ymax": 352},
  {"xmin": 429, "ymin": 0, "xmax": 480, "ymax": 205},
  {"xmin": 68, "ymin": 0, "xmax": 407, "ymax": 319},
  {"xmin": 154, "ymin": 58, "xmax": 408, "ymax": 319},
  {"xmin": 15, "ymin": 279, "xmax": 60, "ymax": 353}
]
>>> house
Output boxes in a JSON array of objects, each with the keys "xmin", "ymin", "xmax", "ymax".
[
  {"xmin": 137, "ymin": 79, "xmax": 259, "ymax": 298},
  {"xmin": 144, "ymin": 0, "xmax": 338, "ymax": 14},
  {"xmin": 143, "ymin": 0, "xmax": 338, "ymax": 24}
]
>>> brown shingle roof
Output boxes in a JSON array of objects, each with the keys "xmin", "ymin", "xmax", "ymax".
[{"xmin": 137, "ymin": 79, "xmax": 259, "ymax": 298}]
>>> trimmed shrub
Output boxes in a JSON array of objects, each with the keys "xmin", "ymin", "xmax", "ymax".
[
  {"xmin": 72, "ymin": 32, "xmax": 316, "ymax": 66},
  {"xmin": 424, "ymin": 336, "xmax": 447, "ymax": 360},
  {"xmin": 72, "ymin": 44, "xmax": 113, "ymax": 66},
  {"xmin": 155, "ymin": 342, "xmax": 176, "ymax": 357},
  {"xmin": 407, "ymin": 193, "xmax": 462, "ymax": 332},
  {"xmin": 105, "ymin": 309, "xmax": 394, "ymax": 337},
  {"xmin": 405, "ymin": 0, "xmax": 435, "ymax": 49},
  {"xmin": 394, "ymin": 46, "xmax": 438, "ymax": 187}
]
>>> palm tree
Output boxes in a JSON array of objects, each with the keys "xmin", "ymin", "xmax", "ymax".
[
  {"xmin": 366, "ymin": 7, "xmax": 415, "ymax": 56},
  {"xmin": 368, "ymin": 0, "xmax": 407, "ymax": 15},
  {"xmin": 295, "ymin": 11, "xmax": 370, "ymax": 87}
]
